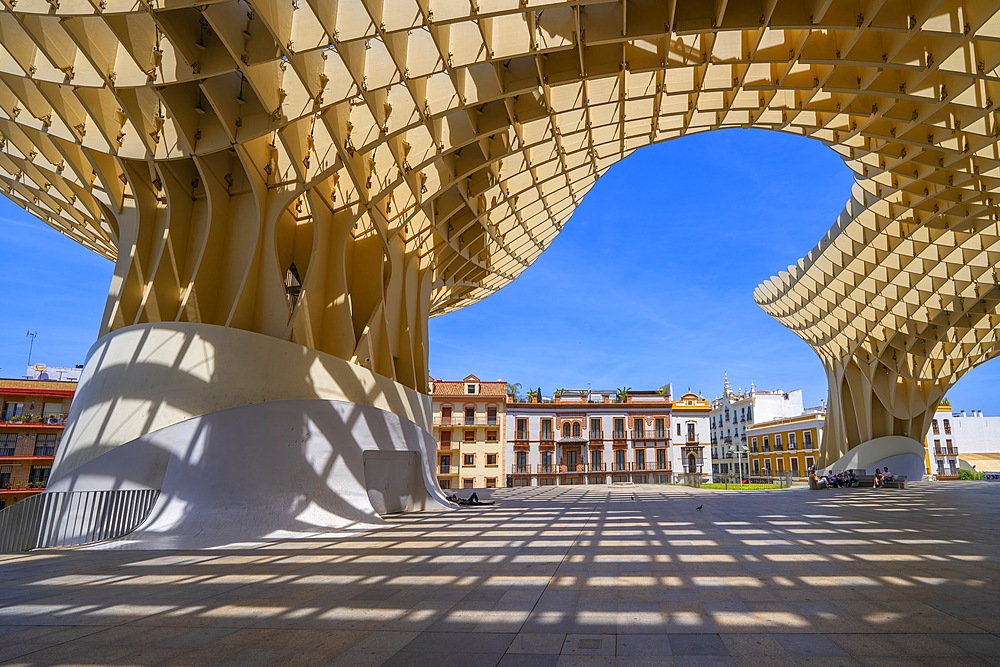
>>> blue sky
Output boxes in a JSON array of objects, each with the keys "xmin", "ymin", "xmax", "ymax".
[{"xmin": 0, "ymin": 128, "xmax": 997, "ymax": 414}]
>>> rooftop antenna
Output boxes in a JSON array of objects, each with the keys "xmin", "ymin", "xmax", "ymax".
[{"xmin": 25, "ymin": 330, "xmax": 37, "ymax": 375}]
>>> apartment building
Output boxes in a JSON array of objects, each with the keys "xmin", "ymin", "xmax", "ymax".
[
  {"xmin": 925, "ymin": 404, "xmax": 1000, "ymax": 478},
  {"xmin": 745, "ymin": 412, "xmax": 824, "ymax": 479},
  {"xmin": 430, "ymin": 374, "xmax": 506, "ymax": 490},
  {"xmin": 505, "ymin": 388, "xmax": 695, "ymax": 486},
  {"xmin": 0, "ymin": 378, "xmax": 76, "ymax": 508},
  {"xmin": 710, "ymin": 374, "xmax": 805, "ymax": 475},
  {"xmin": 670, "ymin": 391, "xmax": 712, "ymax": 478}
]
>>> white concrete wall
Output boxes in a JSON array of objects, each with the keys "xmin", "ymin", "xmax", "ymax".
[
  {"xmin": 48, "ymin": 397, "xmax": 447, "ymax": 549},
  {"xmin": 54, "ymin": 323, "xmax": 431, "ymax": 483}
]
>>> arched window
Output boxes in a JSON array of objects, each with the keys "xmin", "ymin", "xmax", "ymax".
[
  {"xmin": 562, "ymin": 422, "xmax": 571, "ymax": 437},
  {"xmin": 572, "ymin": 422, "xmax": 581, "ymax": 437}
]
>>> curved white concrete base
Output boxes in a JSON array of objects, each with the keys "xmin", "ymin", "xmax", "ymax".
[
  {"xmin": 48, "ymin": 398, "xmax": 449, "ymax": 549},
  {"xmin": 44, "ymin": 323, "xmax": 448, "ymax": 549},
  {"xmin": 827, "ymin": 435, "xmax": 926, "ymax": 479}
]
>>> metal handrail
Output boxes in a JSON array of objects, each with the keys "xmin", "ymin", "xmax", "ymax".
[{"xmin": 0, "ymin": 489, "xmax": 159, "ymax": 552}]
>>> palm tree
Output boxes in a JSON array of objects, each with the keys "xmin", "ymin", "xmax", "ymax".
[
  {"xmin": 616, "ymin": 386, "xmax": 632, "ymax": 403},
  {"xmin": 507, "ymin": 382, "xmax": 522, "ymax": 402},
  {"xmin": 526, "ymin": 388, "xmax": 539, "ymax": 402}
]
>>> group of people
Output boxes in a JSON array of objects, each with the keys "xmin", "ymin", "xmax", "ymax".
[
  {"xmin": 810, "ymin": 468, "xmax": 860, "ymax": 489},
  {"xmin": 809, "ymin": 466, "xmax": 895, "ymax": 489}
]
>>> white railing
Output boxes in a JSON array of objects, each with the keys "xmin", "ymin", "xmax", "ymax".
[{"xmin": 0, "ymin": 489, "xmax": 159, "ymax": 552}]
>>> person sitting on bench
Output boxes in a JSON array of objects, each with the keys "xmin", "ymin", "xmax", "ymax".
[
  {"xmin": 873, "ymin": 469, "xmax": 884, "ymax": 489},
  {"xmin": 810, "ymin": 468, "xmax": 828, "ymax": 489},
  {"xmin": 881, "ymin": 466, "xmax": 894, "ymax": 483}
]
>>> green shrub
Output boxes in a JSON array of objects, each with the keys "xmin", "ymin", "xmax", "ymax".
[{"xmin": 959, "ymin": 469, "xmax": 984, "ymax": 480}]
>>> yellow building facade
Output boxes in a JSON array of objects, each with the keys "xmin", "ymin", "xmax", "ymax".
[
  {"xmin": 430, "ymin": 375, "xmax": 506, "ymax": 490},
  {"xmin": 746, "ymin": 414, "xmax": 825, "ymax": 480}
]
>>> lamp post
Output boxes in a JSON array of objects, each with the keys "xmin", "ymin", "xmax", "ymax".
[{"xmin": 731, "ymin": 443, "xmax": 745, "ymax": 484}]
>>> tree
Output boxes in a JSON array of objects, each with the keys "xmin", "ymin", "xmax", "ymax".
[
  {"xmin": 507, "ymin": 382, "xmax": 522, "ymax": 402},
  {"xmin": 526, "ymin": 388, "xmax": 539, "ymax": 402},
  {"xmin": 616, "ymin": 386, "xmax": 631, "ymax": 403}
]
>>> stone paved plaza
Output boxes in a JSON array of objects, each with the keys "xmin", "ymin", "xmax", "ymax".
[{"xmin": 0, "ymin": 483, "xmax": 998, "ymax": 666}]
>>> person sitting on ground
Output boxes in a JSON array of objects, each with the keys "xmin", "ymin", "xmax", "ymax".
[
  {"xmin": 882, "ymin": 466, "xmax": 894, "ymax": 482},
  {"xmin": 825, "ymin": 470, "xmax": 839, "ymax": 488},
  {"xmin": 847, "ymin": 469, "xmax": 859, "ymax": 487},
  {"xmin": 873, "ymin": 469, "xmax": 884, "ymax": 489}
]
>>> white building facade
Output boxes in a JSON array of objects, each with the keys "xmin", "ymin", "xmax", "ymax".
[
  {"xmin": 925, "ymin": 405, "xmax": 1000, "ymax": 478},
  {"xmin": 709, "ymin": 374, "xmax": 805, "ymax": 476}
]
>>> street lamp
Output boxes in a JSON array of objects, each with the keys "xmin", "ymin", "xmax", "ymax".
[{"xmin": 730, "ymin": 443, "xmax": 746, "ymax": 484}]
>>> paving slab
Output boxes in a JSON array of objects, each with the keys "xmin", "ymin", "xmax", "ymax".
[{"xmin": 0, "ymin": 483, "xmax": 997, "ymax": 665}]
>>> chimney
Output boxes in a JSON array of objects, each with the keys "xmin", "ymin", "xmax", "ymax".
[{"xmin": 961, "ymin": 410, "xmax": 966, "ymax": 417}]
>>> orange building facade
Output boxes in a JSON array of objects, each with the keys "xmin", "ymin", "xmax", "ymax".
[
  {"xmin": 505, "ymin": 389, "xmax": 678, "ymax": 487},
  {"xmin": 0, "ymin": 378, "xmax": 76, "ymax": 509},
  {"xmin": 430, "ymin": 375, "xmax": 507, "ymax": 490},
  {"xmin": 745, "ymin": 413, "xmax": 824, "ymax": 479}
]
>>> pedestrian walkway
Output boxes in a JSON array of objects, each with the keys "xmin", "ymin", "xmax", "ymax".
[{"xmin": 0, "ymin": 483, "xmax": 997, "ymax": 665}]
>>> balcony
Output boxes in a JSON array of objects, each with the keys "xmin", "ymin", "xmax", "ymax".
[
  {"xmin": 684, "ymin": 432, "xmax": 699, "ymax": 444},
  {"xmin": 635, "ymin": 429, "xmax": 668, "ymax": 440},
  {"xmin": 934, "ymin": 448, "xmax": 958, "ymax": 456},
  {"xmin": 33, "ymin": 445, "xmax": 56, "ymax": 457},
  {"xmin": 433, "ymin": 416, "xmax": 499, "ymax": 427},
  {"xmin": 509, "ymin": 462, "xmax": 671, "ymax": 475},
  {"xmin": 438, "ymin": 465, "xmax": 457, "ymax": 475}
]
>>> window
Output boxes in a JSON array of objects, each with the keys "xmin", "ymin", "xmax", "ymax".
[
  {"xmin": 656, "ymin": 449, "xmax": 667, "ymax": 470},
  {"xmin": 463, "ymin": 478, "xmax": 475, "ymax": 489},
  {"xmin": 439, "ymin": 455, "xmax": 451, "ymax": 474},
  {"xmin": 753, "ymin": 460, "xmax": 760, "ymax": 475},
  {"xmin": 486, "ymin": 431, "xmax": 498, "ymax": 442},
  {"xmin": 441, "ymin": 405, "xmax": 452, "ymax": 425},
  {"xmin": 486, "ymin": 453, "xmax": 497, "ymax": 466},
  {"xmin": 763, "ymin": 436, "xmax": 770, "ymax": 451},
  {"xmin": 463, "ymin": 430, "xmax": 475, "ymax": 442},
  {"xmin": 805, "ymin": 456, "xmax": 815, "ymax": 470},
  {"xmin": 29, "ymin": 467, "xmax": 50, "ymax": 486},
  {"xmin": 34, "ymin": 433, "xmax": 57, "ymax": 457},
  {"xmin": 931, "ymin": 420, "xmax": 940, "ymax": 434},
  {"xmin": 487, "ymin": 406, "xmax": 498, "ymax": 425},
  {"xmin": 677, "ymin": 422, "xmax": 682, "ymax": 436},
  {"xmin": 440, "ymin": 479, "xmax": 451, "ymax": 490},
  {"xmin": 776, "ymin": 458, "xmax": 784, "ymax": 473},
  {"xmin": 485, "ymin": 478, "xmax": 497, "ymax": 488},
  {"xmin": 943, "ymin": 419, "xmax": 952, "ymax": 434},
  {"xmin": 541, "ymin": 451, "xmax": 553, "ymax": 472},
  {"xmin": 465, "ymin": 406, "xmax": 475, "ymax": 425},
  {"xmin": 463, "ymin": 454, "xmax": 475, "ymax": 466},
  {"xmin": 788, "ymin": 432, "xmax": 797, "ymax": 450},
  {"xmin": 0, "ymin": 433, "xmax": 15, "ymax": 456},
  {"xmin": 516, "ymin": 418, "xmax": 528, "ymax": 440},
  {"xmin": 541, "ymin": 419, "xmax": 553, "ymax": 440},
  {"xmin": 774, "ymin": 434, "xmax": 782, "ymax": 450},
  {"xmin": 613, "ymin": 418, "xmax": 625, "ymax": 439},
  {"xmin": 440, "ymin": 431, "xmax": 452, "ymax": 449},
  {"xmin": 590, "ymin": 418, "xmax": 601, "ymax": 438},
  {"xmin": 804, "ymin": 431, "xmax": 813, "ymax": 447},
  {"xmin": 2, "ymin": 402, "xmax": 23, "ymax": 421},
  {"xmin": 515, "ymin": 451, "xmax": 527, "ymax": 472},
  {"xmin": 614, "ymin": 449, "xmax": 626, "ymax": 471},
  {"xmin": 751, "ymin": 437, "xmax": 758, "ymax": 452},
  {"xmin": 466, "ymin": 384, "xmax": 477, "ymax": 394},
  {"xmin": 572, "ymin": 422, "xmax": 581, "ymax": 437},
  {"xmin": 634, "ymin": 418, "xmax": 644, "ymax": 438},
  {"xmin": 635, "ymin": 448, "xmax": 645, "ymax": 469},
  {"xmin": 655, "ymin": 418, "xmax": 665, "ymax": 438},
  {"xmin": 562, "ymin": 422, "xmax": 571, "ymax": 437},
  {"xmin": 591, "ymin": 449, "xmax": 602, "ymax": 470}
]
